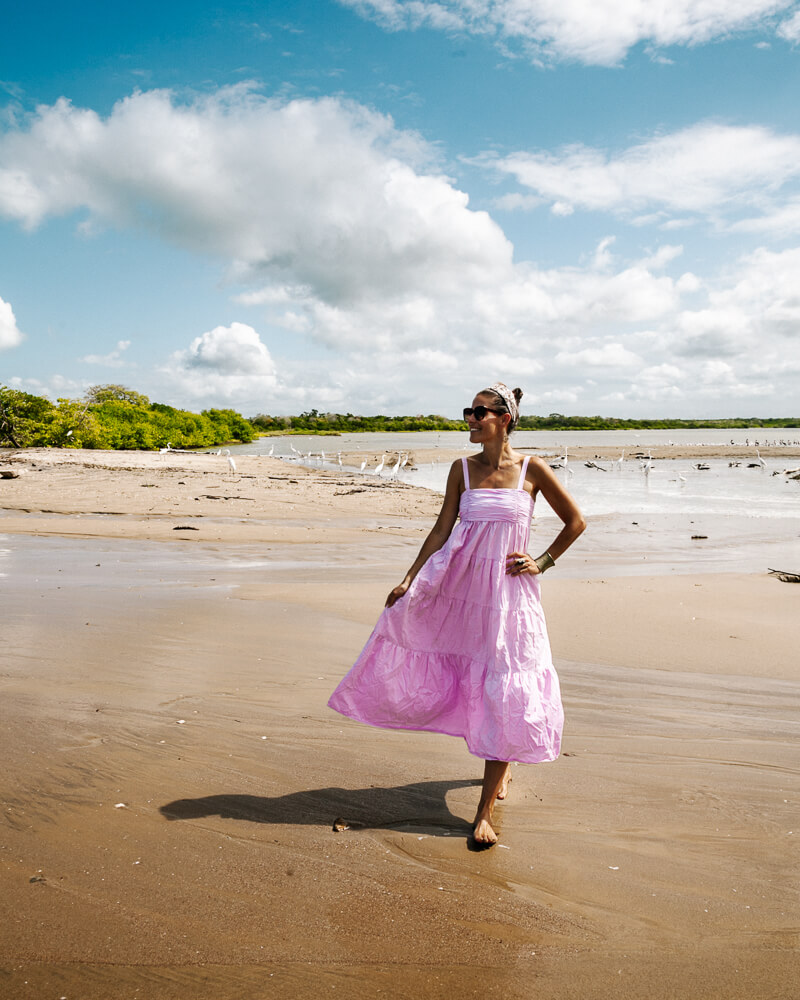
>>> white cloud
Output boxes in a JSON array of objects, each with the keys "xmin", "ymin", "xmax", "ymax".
[
  {"xmin": 777, "ymin": 9, "xmax": 800, "ymax": 40},
  {"xmin": 474, "ymin": 352, "xmax": 543, "ymax": 377},
  {"xmin": 0, "ymin": 86, "xmax": 522, "ymax": 360},
  {"xmin": 483, "ymin": 123, "xmax": 800, "ymax": 227},
  {"xmin": 731, "ymin": 196, "xmax": 800, "ymax": 236},
  {"xmin": 597, "ymin": 246, "xmax": 800, "ymax": 408},
  {"xmin": 7, "ymin": 373, "xmax": 87, "ymax": 399},
  {"xmin": 2, "ymin": 86, "xmax": 798, "ymax": 417},
  {"xmin": 176, "ymin": 323, "xmax": 277, "ymax": 375},
  {"xmin": 163, "ymin": 323, "xmax": 279, "ymax": 410},
  {"xmin": 0, "ymin": 294, "xmax": 23, "ymax": 350},
  {"xmin": 81, "ymin": 339, "xmax": 131, "ymax": 367},
  {"xmin": 0, "ymin": 86, "xmax": 511, "ymax": 312},
  {"xmin": 339, "ymin": 0, "xmax": 795, "ymax": 66},
  {"xmin": 555, "ymin": 342, "xmax": 643, "ymax": 368}
]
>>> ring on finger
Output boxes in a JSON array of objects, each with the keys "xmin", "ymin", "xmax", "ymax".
[{"xmin": 515, "ymin": 557, "xmax": 525, "ymax": 567}]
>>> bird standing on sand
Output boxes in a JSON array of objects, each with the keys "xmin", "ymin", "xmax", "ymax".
[
  {"xmin": 223, "ymin": 448, "xmax": 236, "ymax": 473},
  {"xmin": 373, "ymin": 453, "xmax": 387, "ymax": 476},
  {"xmin": 359, "ymin": 457, "xmax": 368, "ymax": 473}
]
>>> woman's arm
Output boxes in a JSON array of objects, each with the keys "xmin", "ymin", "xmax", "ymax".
[
  {"xmin": 507, "ymin": 457, "xmax": 586, "ymax": 577},
  {"xmin": 386, "ymin": 459, "xmax": 462, "ymax": 606}
]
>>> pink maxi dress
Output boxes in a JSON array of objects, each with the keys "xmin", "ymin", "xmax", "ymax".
[{"xmin": 328, "ymin": 456, "xmax": 564, "ymax": 763}]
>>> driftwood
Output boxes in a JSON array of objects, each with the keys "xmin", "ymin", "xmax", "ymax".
[{"xmin": 768, "ymin": 568, "xmax": 800, "ymax": 583}]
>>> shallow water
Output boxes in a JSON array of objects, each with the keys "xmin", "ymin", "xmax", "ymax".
[
  {"xmin": 227, "ymin": 429, "xmax": 800, "ymax": 521},
  {"xmin": 231, "ymin": 426, "xmax": 800, "ymax": 459}
]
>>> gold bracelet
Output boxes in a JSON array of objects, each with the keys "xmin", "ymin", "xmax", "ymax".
[{"xmin": 534, "ymin": 551, "xmax": 555, "ymax": 574}]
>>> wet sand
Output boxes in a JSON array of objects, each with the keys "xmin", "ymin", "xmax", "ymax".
[{"xmin": 1, "ymin": 449, "xmax": 798, "ymax": 999}]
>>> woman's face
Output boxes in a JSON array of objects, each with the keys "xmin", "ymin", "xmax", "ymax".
[{"xmin": 466, "ymin": 392, "xmax": 509, "ymax": 443}]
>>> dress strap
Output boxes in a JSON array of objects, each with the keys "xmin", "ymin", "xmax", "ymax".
[
  {"xmin": 461, "ymin": 456, "xmax": 471, "ymax": 491},
  {"xmin": 517, "ymin": 455, "xmax": 531, "ymax": 490}
]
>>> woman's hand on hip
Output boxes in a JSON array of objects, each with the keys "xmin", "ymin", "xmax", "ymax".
[{"xmin": 506, "ymin": 552, "xmax": 539, "ymax": 576}]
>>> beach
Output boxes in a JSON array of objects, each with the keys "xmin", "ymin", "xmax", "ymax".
[{"xmin": 1, "ymin": 447, "xmax": 798, "ymax": 999}]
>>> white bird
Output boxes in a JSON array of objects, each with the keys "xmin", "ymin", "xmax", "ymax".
[
  {"xmin": 563, "ymin": 446, "xmax": 574, "ymax": 476},
  {"xmin": 268, "ymin": 444, "xmax": 275, "ymax": 457},
  {"xmin": 756, "ymin": 449, "xmax": 767, "ymax": 470},
  {"xmin": 614, "ymin": 449, "xmax": 625, "ymax": 470},
  {"xmin": 373, "ymin": 453, "xmax": 387, "ymax": 476},
  {"xmin": 640, "ymin": 453, "xmax": 653, "ymax": 475},
  {"xmin": 401, "ymin": 453, "xmax": 410, "ymax": 468},
  {"xmin": 337, "ymin": 451, "xmax": 342, "ymax": 466},
  {"xmin": 159, "ymin": 442, "xmax": 172, "ymax": 454},
  {"xmin": 678, "ymin": 471, "xmax": 687, "ymax": 483},
  {"xmin": 223, "ymin": 448, "xmax": 237, "ymax": 473},
  {"xmin": 320, "ymin": 450, "xmax": 326, "ymax": 465},
  {"xmin": 389, "ymin": 453, "xmax": 402, "ymax": 478},
  {"xmin": 66, "ymin": 430, "xmax": 73, "ymax": 438},
  {"xmin": 359, "ymin": 457, "xmax": 368, "ymax": 473}
]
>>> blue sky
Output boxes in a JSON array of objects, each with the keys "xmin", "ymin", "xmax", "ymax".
[{"xmin": 2, "ymin": 0, "xmax": 800, "ymax": 418}]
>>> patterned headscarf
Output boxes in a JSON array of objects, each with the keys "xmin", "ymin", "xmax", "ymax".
[{"xmin": 486, "ymin": 382, "xmax": 519, "ymax": 427}]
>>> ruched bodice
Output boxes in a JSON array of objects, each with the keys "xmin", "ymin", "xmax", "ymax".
[
  {"xmin": 329, "ymin": 453, "xmax": 563, "ymax": 764},
  {"xmin": 459, "ymin": 487, "xmax": 534, "ymax": 525}
]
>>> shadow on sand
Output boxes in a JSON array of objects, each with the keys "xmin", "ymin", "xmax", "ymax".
[{"xmin": 160, "ymin": 778, "xmax": 482, "ymax": 841}]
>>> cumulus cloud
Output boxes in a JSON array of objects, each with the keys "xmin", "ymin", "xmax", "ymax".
[
  {"xmin": 6, "ymin": 373, "xmax": 87, "ymax": 398},
  {"xmin": 0, "ymin": 85, "xmax": 524, "ymax": 359},
  {"xmin": 0, "ymin": 294, "xmax": 24, "ymax": 350},
  {"xmin": 777, "ymin": 9, "xmax": 800, "ymax": 40},
  {"xmin": 177, "ymin": 323, "xmax": 277, "ymax": 375},
  {"xmin": 163, "ymin": 323, "xmax": 279, "ymax": 410},
  {"xmin": 731, "ymin": 196, "xmax": 800, "ymax": 236},
  {"xmin": 554, "ymin": 342, "xmax": 643, "ymax": 368},
  {"xmin": 2, "ymin": 85, "xmax": 798, "ymax": 416},
  {"xmin": 339, "ymin": 0, "xmax": 795, "ymax": 65},
  {"xmin": 0, "ymin": 85, "xmax": 510, "ymax": 309},
  {"xmin": 81, "ymin": 339, "xmax": 131, "ymax": 367},
  {"xmin": 482, "ymin": 122, "xmax": 800, "ymax": 227},
  {"xmin": 593, "ymin": 245, "xmax": 800, "ymax": 408}
]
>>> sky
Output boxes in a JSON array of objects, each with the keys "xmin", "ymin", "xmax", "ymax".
[{"xmin": 1, "ymin": 0, "xmax": 800, "ymax": 419}]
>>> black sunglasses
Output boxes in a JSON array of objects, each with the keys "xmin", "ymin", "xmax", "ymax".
[{"xmin": 463, "ymin": 405, "xmax": 506, "ymax": 421}]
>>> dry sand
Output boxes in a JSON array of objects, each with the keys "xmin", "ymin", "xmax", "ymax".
[{"xmin": 1, "ymin": 448, "xmax": 798, "ymax": 999}]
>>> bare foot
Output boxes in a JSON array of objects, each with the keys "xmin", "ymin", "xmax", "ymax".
[
  {"xmin": 496, "ymin": 766, "xmax": 512, "ymax": 800},
  {"xmin": 472, "ymin": 817, "xmax": 498, "ymax": 845}
]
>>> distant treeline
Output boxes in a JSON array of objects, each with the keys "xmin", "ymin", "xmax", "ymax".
[
  {"xmin": 0, "ymin": 384, "xmax": 254, "ymax": 449},
  {"xmin": 3, "ymin": 388, "xmax": 798, "ymax": 451},
  {"xmin": 516, "ymin": 414, "xmax": 800, "ymax": 431},
  {"xmin": 251, "ymin": 410, "xmax": 465, "ymax": 433},
  {"xmin": 251, "ymin": 409, "xmax": 800, "ymax": 434}
]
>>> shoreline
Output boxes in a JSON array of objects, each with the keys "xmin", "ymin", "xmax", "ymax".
[{"xmin": 1, "ymin": 448, "xmax": 798, "ymax": 999}]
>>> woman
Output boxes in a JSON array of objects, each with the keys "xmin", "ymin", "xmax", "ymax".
[{"xmin": 328, "ymin": 384, "xmax": 586, "ymax": 844}]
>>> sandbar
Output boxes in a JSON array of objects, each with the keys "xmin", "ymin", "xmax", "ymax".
[{"xmin": 1, "ymin": 448, "xmax": 797, "ymax": 999}]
